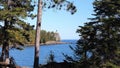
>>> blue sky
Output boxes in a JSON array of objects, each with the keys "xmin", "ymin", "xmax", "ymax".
[{"xmin": 27, "ymin": 0, "xmax": 94, "ymax": 40}]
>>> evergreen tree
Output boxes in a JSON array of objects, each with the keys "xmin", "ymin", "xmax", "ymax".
[
  {"xmin": 65, "ymin": 0, "xmax": 120, "ymax": 68},
  {"xmin": 91, "ymin": 0, "xmax": 120, "ymax": 67},
  {"xmin": 0, "ymin": 0, "xmax": 35, "ymax": 64}
]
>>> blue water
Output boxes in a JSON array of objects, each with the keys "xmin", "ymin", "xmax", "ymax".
[{"xmin": 0, "ymin": 40, "xmax": 77, "ymax": 67}]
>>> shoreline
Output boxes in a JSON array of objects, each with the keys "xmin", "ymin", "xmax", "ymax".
[
  {"xmin": 0, "ymin": 41, "xmax": 73, "ymax": 48},
  {"xmin": 26, "ymin": 41, "xmax": 70, "ymax": 46}
]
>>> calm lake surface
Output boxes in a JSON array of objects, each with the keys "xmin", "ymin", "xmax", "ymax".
[{"xmin": 0, "ymin": 40, "xmax": 77, "ymax": 67}]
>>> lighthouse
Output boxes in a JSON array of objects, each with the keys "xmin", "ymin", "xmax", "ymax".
[{"xmin": 54, "ymin": 30, "xmax": 60, "ymax": 42}]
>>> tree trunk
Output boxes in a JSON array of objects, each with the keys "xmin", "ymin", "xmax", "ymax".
[
  {"xmin": 34, "ymin": 0, "xmax": 42, "ymax": 68},
  {"xmin": 1, "ymin": 19, "xmax": 9, "ymax": 64},
  {"xmin": 0, "ymin": 0, "xmax": 13, "ymax": 66}
]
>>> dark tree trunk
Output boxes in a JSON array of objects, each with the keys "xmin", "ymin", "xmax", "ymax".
[
  {"xmin": 0, "ymin": 0, "xmax": 11, "ymax": 64},
  {"xmin": 1, "ymin": 19, "xmax": 9, "ymax": 64},
  {"xmin": 34, "ymin": 0, "xmax": 42, "ymax": 68}
]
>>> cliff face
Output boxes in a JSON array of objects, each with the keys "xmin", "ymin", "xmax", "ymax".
[{"xmin": 54, "ymin": 32, "xmax": 60, "ymax": 42}]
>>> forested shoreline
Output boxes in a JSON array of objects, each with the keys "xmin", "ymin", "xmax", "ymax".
[{"xmin": 24, "ymin": 29, "xmax": 59, "ymax": 45}]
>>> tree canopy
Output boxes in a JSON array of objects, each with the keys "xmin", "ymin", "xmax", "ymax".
[
  {"xmin": 65, "ymin": 0, "xmax": 120, "ymax": 68},
  {"xmin": 0, "ymin": 0, "xmax": 35, "ymax": 46}
]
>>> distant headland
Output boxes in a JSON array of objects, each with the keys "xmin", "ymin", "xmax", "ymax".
[{"xmin": 26, "ymin": 30, "xmax": 68, "ymax": 46}]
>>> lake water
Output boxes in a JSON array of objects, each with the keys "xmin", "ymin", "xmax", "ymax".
[{"xmin": 0, "ymin": 40, "xmax": 77, "ymax": 67}]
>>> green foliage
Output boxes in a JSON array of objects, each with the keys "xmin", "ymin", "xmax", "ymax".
[
  {"xmin": 102, "ymin": 62, "xmax": 120, "ymax": 68},
  {"xmin": 0, "ymin": 0, "xmax": 35, "ymax": 48},
  {"xmin": 0, "ymin": 28, "xmax": 57, "ymax": 45},
  {"xmin": 27, "ymin": 29, "xmax": 57, "ymax": 44},
  {"xmin": 65, "ymin": 0, "xmax": 120, "ymax": 68}
]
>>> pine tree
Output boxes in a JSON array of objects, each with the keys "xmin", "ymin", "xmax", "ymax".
[
  {"xmin": 0, "ymin": 0, "xmax": 35, "ymax": 64},
  {"xmin": 91, "ymin": 0, "xmax": 120, "ymax": 67},
  {"xmin": 65, "ymin": 0, "xmax": 120, "ymax": 68}
]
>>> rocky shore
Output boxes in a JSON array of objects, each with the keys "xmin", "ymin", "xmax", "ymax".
[{"xmin": 41, "ymin": 41, "xmax": 68, "ymax": 45}]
